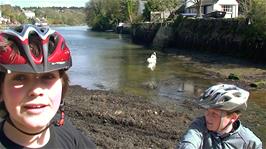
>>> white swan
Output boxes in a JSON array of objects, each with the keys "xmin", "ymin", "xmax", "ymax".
[
  {"xmin": 147, "ymin": 52, "xmax": 157, "ymax": 71},
  {"xmin": 147, "ymin": 52, "xmax": 157, "ymax": 64}
]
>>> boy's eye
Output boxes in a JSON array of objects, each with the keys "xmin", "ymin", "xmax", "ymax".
[
  {"xmin": 40, "ymin": 73, "xmax": 57, "ymax": 80},
  {"xmin": 12, "ymin": 75, "xmax": 27, "ymax": 81},
  {"xmin": 212, "ymin": 112, "xmax": 220, "ymax": 118}
]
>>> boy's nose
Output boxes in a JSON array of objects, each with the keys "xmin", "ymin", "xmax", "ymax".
[{"xmin": 28, "ymin": 87, "xmax": 44, "ymax": 97}]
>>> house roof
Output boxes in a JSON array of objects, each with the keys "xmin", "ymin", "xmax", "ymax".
[
  {"xmin": 201, "ymin": 0, "xmax": 218, "ymax": 5},
  {"xmin": 187, "ymin": 0, "xmax": 238, "ymax": 8},
  {"xmin": 186, "ymin": 0, "xmax": 217, "ymax": 8}
]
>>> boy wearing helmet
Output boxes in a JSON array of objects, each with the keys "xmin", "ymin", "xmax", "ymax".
[
  {"xmin": 177, "ymin": 84, "xmax": 262, "ymax": 149},
  {"xmin": 0, "ymin": 25, "xmax": 96, "ymax": 148}
]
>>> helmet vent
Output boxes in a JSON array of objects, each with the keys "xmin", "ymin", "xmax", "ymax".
[
  {"xmin": 13, "ymin": 26, "xmax": 23, "ymax": 33},
  {"xmin": 210, "ymin": 92, "xmax": 220, "ymax": 101},
  {"xmin": 48, "ymin": 36, "xmax": 55, "ymax": 55},
  {"xmin": 8, "ymin": 36, "xmax": 26, "ymax": 57},
  {"xmin": 223, "ymin": 96, "xmax": 231, "ymax": 102},
  {"xmin": 225, "ymin": 87, "xmax": 237, "ymax": 91},
  {"xmin": 40, "ymin": 28, "xmax": 46, "ymax": 33},
  {"xmin": 29, "ymin": 34, "xmax": 42, "ymax": 59},
  {"xmin": 233, "ymin": 92, "xmax": 241, "ymax": 97},
  {"xmin": 209, "ymin": 90, "xmax": 214, "ymax": 95},
  {"xmin": 48, "ymin": 34, "xmax": 59, "ymax": 56},
  {"xmin": 61, "ymin": 41, "xmax": 65, "ymax": 50}
]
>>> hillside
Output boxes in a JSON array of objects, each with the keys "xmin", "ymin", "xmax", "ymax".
[{"xmin": 0, "ymin": 5, "xmax": 86, "ymax": 26}]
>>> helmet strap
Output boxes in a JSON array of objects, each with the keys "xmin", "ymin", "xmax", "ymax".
[
  {"xmin": 55, "ymin": 100, "xmax": 65, "ymax": 126},
  {"xmin": 5, "ymin": 116, "xmax": 51, "ymax": 136},
  {"xmin": 217, "ymin": 111, "xmax": 238, "ymax": 135},
  {"xmin": 5, "ymin": 101, "xmax": 65, "ymax": 136}
]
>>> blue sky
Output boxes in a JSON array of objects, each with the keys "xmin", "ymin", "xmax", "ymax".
[{"xmin": 0, "ymin": 0, "xmax": 90, "ymax": 7}]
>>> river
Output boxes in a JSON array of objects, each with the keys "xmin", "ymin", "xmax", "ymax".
[
  {"xmin": 53, "ymin": 26, "xmax": 266, "ymax": 143},
  {"xmin": 53, "ymin": 26, "xmax": 212, "ymax": 100}
]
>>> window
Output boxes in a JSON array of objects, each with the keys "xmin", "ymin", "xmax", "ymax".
[{"xmin": 221, "ymin": 5, "xmax": 232, "ymax": 12}]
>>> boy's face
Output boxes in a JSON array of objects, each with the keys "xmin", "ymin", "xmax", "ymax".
[
  {"xmin": 204, "ymin": 108, "xmax": 233, "ymax": 132},
  {"xmin": 1, "ymin": 71, "xmax": 62, "ymax": 132}
]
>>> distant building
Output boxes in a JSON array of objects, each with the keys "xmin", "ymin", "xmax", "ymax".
[
  {"xmin": 184, "ymin": 0, "xmax": 239, "ymax": 18},
  {"xmin": 33, "ymin": 17, "xmax": 48, "ymax": 26},
  {"xmin": 150, "ymin": 11, "xmax": 171, "ymax": 22},
  {"xmin": 138, "ymin": 0, "xmax": 147, "ymax": 15},
  {"xmin": 24, "ymin": 10, "xmax": 35, "ymax": 19},
  {"xmin": 0, "ymin": 9, "xmax": 10, "ymax": 24}
]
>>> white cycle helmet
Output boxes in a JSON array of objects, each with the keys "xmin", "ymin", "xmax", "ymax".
[{"xmin": 199, "ymin": 84, "xmax": 249, "ymax": 112}]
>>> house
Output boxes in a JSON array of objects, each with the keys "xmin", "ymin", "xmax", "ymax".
[
  {"xmin": 150, "ymin": 11, "xmax": 171, "ymax": 22},
  {"xmin": 185, "ymin": 0, "xmax": 239, "ymax": 18},
  {"xmin": 0, "ymin": 10, "xmax": 11, "ymax": 25},
  {"xmin": 32, "ymin": 17, "xmax": 48, "ymax": 26},
  {"xmin": 23, "ymin": 10, "xmax": 35, "ymax": 19},
  {"xmin": 138, "ymin": 0, "xmax": 147, "ymax": 15}
]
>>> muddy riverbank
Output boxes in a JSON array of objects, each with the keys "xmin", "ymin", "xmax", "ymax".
[
  {"xmin": 65, "ymin": 49, "xmax": 266, "ymax": 148},
  {"xmin": 65, "ymin": 86, "xmax": 202, "ymax": 148}
]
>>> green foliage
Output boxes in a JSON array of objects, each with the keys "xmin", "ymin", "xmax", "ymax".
[
  {"xmin": 85, "ymin": 0, "xmax": 119, "ymax": 30},
  {"xmin": 239, "ymin": 0, "xmax": 266, "ymax": 37},
  {"xmin": 249, "ymin": 0, "xmax": 266, "ymax": 37},
  {"xmin": 85, "ymin": 0, "xmax": 139, "ymax": 31},
  {"xmin": 1, "ymin": 5, "xmax": 27, "ymax": 23},
  {"xmin": 142, "ymin": 0, "xmax": 181, "ymax": 21},
  {"xmin": 29, "ymin": 7, "xmax": 86, "ymax": 25},
  {"xmin": 0, "ymin": 5, "xmax": 85, "ymax": 25},
  {"xmin": 125, "ymin": 0, "xmax": 139, "ymax": 23}
]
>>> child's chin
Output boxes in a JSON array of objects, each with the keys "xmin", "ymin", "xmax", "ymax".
[
  {"xmin": 207, "ymin": 125, "xmax": 215, "ymax": 131},
  {"xmin": 25, "ymin": 119, "xmax": 51, "ymax": 128}
]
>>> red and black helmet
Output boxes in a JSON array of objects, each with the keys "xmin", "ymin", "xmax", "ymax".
[{"xmin": 0, "ymin": 24, "xmax": 72, "ymax": 73}]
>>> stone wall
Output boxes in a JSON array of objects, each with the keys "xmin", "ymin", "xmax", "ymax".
[
  {"xmin": 131, "ymin": 18, "xmax": 266, "ymax": 62},
  {"xmin": 172, "ymin": 18, "xmax": 266, "ymax": 61},
  {"xmin": 131, "ymin": 23, "xmax": 160, "ymax": 45}
]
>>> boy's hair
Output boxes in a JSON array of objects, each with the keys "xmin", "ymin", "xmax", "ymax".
[{"xmin": 226, "ymin": 110, "xmax": 241, "ymax": 116}]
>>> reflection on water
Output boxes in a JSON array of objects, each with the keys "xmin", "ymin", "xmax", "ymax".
[
  {"xmin": 159, "ymin": 79, "xmax": 203, "ymax": 101},
  {"xmin": 54, "ymin": 26, "xmax": 266, "ymax": 142}
]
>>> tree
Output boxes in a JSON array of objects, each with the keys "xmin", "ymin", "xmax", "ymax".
[
  {"xmin": 127, "ymin": 0, "xmax": 134, "ymax": 23},
  {"xmin": 195, "ymin": 0, "xmax": 202, "ymax": 17},
  {"xmin": 239, "ymin": 0, "xmax": 252, "ymax": 17},
  {"xmin": 85, "ymin": 0, "xmax": 139, "ymax": 31},
  {"xmin": 85, "ymin": 0, "xmax": 120, "ymax": 30},
  {"xmin": 142, "ymin": 0, "xmax": 181, "ymax": 21},
  {"xmin": 239, "ymin": 0, "xmax": 266, "ymax": 36},
  {"xmin": 117, "ymin": 0, "xmax": 138, "ymax": 23},
  {"xmin": 249, "ymin": 0, "xmax": 266, "ymax": 35}
]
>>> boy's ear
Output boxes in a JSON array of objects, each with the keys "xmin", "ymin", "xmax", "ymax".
[
  {"xmin": 230, "ymin": 113, "xmax": 239, "ymax": 123},
  {"xmin": 0, "ymin": 101, "xmax": 8, "ymax": 118}
]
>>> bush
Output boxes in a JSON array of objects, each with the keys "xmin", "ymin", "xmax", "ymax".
[{"xmin": 249, "ymin": 0, "xmax": 266, "ymax": 37}]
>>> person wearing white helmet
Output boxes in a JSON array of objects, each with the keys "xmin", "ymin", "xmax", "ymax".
[{"xmin": 177, "ymin": 84, "xmax": 262, "ymax": 149}]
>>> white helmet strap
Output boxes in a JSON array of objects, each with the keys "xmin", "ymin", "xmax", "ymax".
[{"xmin": 216, "ymin": 111, "xmax": 238, "ymax": 135}]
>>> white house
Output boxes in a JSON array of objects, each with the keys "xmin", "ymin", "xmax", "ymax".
[
  {"xmin": 150, "ymin": 11, "xmax": 171, "ymax": 22},
  {"xmin": 185, "ymin": 0, "xmax": 239, "ymax": 18},
  {"xmin": 23, "ymin": 10, "xmax": 35, "ymax": 19},
  {"xmin": 138, "ymin": 0, "xmax": 147, "ymax": 15},
  {"xmin": 34, "ymin": 17, "xmax": 48, "ymax": 26}
]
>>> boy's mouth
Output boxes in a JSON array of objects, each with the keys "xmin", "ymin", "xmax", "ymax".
[{"xmin": 24, "ymin": 104, "xmax": 48, "ymax": 114}]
